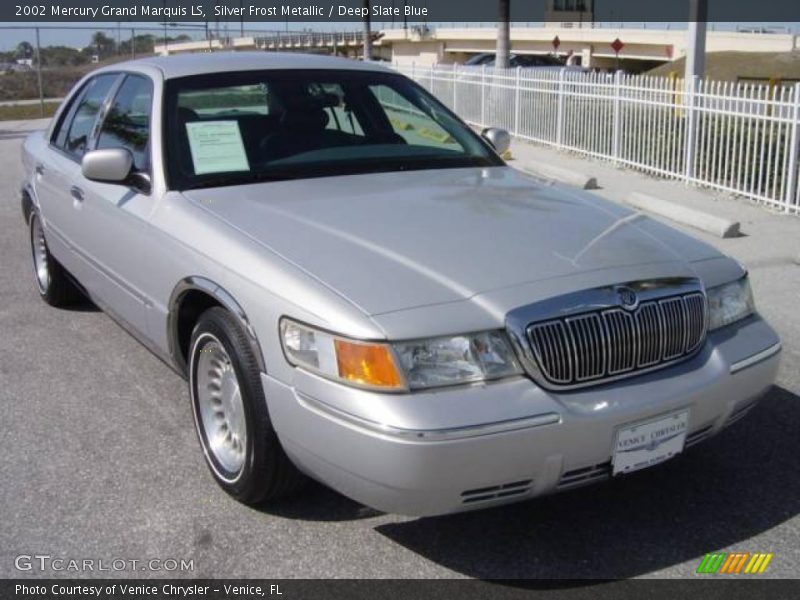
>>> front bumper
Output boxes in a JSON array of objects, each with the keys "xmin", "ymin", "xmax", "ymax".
[{"xmin": 262, "ymin": 315, "xmax": 780, "ymax": 516}]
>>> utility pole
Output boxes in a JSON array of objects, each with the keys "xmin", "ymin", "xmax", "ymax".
[
  {"xmin": 685, "ymin": 0, "xmax": 707, "ymax": 81},
  {"xmin": 34, "ymin": 27, "xmax": 44, "ymax": 118},
  {"xmin": 683, "ymin": 0, "xmax": 707, "ymax": 184},
  {"xmin": 363, "ymin": 0, "xmax": 372, "ymax": 61},
  {"xmin": 496, "ymin": 0, "xmax": 510, "ymax": 69}
]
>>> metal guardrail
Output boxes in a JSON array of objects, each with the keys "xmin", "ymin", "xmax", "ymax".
[
  {"xmin": 255, "ymin": 31, "xmax": 379, "ymax": 49},
  {"xmin": 395, "ymin": 63, "xmax": 800, "ymax": 214}
]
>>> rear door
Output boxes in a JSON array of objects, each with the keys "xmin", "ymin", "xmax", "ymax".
[{"xmin": 36, "ymin": 73, "xmax": 120, "ymax": 287}]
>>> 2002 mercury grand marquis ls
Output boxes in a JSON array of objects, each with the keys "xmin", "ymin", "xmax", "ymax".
[{"xmin": 21, "ymin": 53, "xmax": 781, "ymax": 516}]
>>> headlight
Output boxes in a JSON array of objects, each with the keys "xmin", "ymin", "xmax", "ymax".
[
  {"xmin": 393, "ymin": 331, "xmax": 522, "ymax": 390},
  {"xmin": 280, "ymin": 319, "xmax": 522, "ymax": 392},
  {"xmin": 707, "ymin": 276, "xmax": 755, "ymax": 331}
]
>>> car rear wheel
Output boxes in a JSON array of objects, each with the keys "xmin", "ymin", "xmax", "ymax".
[
  {"xmin": 29, "ymin": 211, "xmax": 81, "ymax": 306},
  {"xmin": 189, "ymin": 307, "xmax": 306, "ymax": 505}
]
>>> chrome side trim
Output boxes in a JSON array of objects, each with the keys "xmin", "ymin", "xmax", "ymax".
[
  {"xmin": 296, "ymin": 391, "xmax": 561, "ymax": 442},
  {"xmin": 167, "ymin": 276, "xmax": 266, "ymax": 373},
  {"xmin": 729, "ymin": 342, "xmax": 782, "ymax": 374}
]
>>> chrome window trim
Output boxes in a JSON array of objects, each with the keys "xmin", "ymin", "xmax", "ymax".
[{"xmin": 506, "ymin": 278, "xmax": 708, "ymax": 391}]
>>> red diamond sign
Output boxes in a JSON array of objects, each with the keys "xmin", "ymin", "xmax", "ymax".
[
  {"xmin": 552, "ymin": 35, "xmax": 561, "ymax": 50},
  {"xmin": 611, "ymin": 38, "xmax": 624, "ymax": 54}
]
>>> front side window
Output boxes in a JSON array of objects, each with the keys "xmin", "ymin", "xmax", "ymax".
[
  {"xmin": 96, "ymin": 74, "xmax": 154, "ymax": 172},
  {"xmin": 369, "ymin": 84, "xmax": 460, "ymax": 151},
  {"xmin": 164, "ymin": 69, "xmax": 502, "ymax": 190},
  {"xmin": 56, "ymin": 73, "xmax": 118, "ymax": 159}
]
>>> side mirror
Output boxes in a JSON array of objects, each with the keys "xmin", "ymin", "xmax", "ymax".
[
  {"xmin": 481, "ymin": 128, "xmax": 511, "ymax": 156},
  {"xmin": 81, "ymin": 148, "xmax": 133, "ymax": 184}
]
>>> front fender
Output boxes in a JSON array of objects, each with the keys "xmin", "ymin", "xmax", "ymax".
[{"xmin": 167, "ymin": 276, "xmax": 267, "ymax": 375}]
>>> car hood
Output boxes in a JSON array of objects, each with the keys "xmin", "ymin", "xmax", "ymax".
[{"xmin": 182, "ymin": 166, "xmax": 722, "ymax": 317}]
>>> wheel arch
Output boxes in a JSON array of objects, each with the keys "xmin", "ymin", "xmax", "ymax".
[
  {"xmin": 168, "ymin": 276, "xmax": 266, "ymax": 376},
  {"xmin": 21, "ymin": 183, "xmax": 37, "ymax": 224}
]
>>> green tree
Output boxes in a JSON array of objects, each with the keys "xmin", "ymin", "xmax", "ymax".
[
  {"xmin": 88, "ymin": 31, "xmax": 116, "ymax": 58},
  {"xmin": 15, "ymin": 41, "xmax": 34, "ymax": 60}
]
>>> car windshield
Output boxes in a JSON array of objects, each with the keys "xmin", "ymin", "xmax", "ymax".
[{"xmin": 164, "ymin": 68, "xmax": 503, "ymax": 190}]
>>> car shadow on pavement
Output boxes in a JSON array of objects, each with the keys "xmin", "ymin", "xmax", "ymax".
[
  {"xmin": 62, "ymin": 296, "xmax": 100, "ymax": 312},
  {"xmin": 373, "ymin": 384, "xmax": 800, "ymax": 581},
  {"xmin": 267, "ymin": 480, "xmax": 384, "ymax": 522}
]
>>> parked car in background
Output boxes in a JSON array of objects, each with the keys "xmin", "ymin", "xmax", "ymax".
[
  {"xmin": 463, "ymin": 52, "xmax": 578, "ymax": 69},
  {"xmin": 21, "ymin": 52, "xmax": 780, "ymax": 516}
]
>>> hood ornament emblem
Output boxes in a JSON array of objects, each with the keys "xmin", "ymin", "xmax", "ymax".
[{"xmin": 616, "ymin": 286, "xmax": 639, "ymax": 311}]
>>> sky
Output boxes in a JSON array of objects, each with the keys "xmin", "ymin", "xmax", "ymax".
[{"xmin": 0, "ymin": 21, "xmax": 797, "ymax": 52}]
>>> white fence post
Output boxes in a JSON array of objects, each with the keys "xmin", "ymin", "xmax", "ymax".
[
  {"xmin": 430, "ymin": 63, "xmax": 434, "ymax": 91},
  {"xmin": 453, "ymin": 63, "xmax": 457, "ymax": 111},
  {"xmin": 514, "ymin": 66, "xmax": 521, "ymax": 136},
  {"xmin": 411, "ymin": 61, "xmax": 415, "ymax": 82},
  {"xmin": 481, "ymin": 65, "xmax": 487, "ymax": 126},
  {"xmin": 683, "ymin": 75, "xmax": 699, "ymax": 183},
  {"xmin": 612, "ymin": 70, "xmax": 622, "ymax": 162},
  {"xmin": 784, "ymin": 82, "xmax": 800, "ymax": 212},
  {"xmin": 556, "ymin": 68, "xmax": 566, "ymax": 147}
]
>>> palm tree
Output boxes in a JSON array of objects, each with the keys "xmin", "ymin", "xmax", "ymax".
[
  {"xmin": 496, "ymin": 0, "xmax": 510, "ymax": 69},
  {"xmin": 363, "ymin": 0, "xmax": 372, "ymax": 61}
]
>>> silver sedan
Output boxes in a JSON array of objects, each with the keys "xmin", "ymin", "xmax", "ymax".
[{"xmin": 21, "ymin": 52, "xmax": 780, "ymax": 516}]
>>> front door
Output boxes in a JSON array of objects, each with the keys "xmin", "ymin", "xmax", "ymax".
[{"xmin": 69, "ymin": 73, "xmax": 156, "ymax": 339}]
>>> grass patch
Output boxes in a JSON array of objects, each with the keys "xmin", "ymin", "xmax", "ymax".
[
  {"xmin": 0, "ymin": 56, "xmax": 147, "ymax": 103},
  {"xmin": 648, "ymin": 51, "xmax": 800, "ymax": 84},
  {"xmin": 0, "ymin": 102, "xmax": 59, "ymax": 121}
]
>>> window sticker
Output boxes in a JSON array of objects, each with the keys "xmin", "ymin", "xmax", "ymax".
[{"xmin": 185, "ymin": 120, "xmax": 249, "ymax": 175}]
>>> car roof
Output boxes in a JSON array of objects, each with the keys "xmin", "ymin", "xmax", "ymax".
[{"xmin": 102, "ymin": 51, "xmax": 391, "ymax": 80}]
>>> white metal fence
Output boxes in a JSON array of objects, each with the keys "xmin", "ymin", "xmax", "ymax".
[{"xmin": 393, "ymin": 63, "xmax": 800, "ymax": 214}]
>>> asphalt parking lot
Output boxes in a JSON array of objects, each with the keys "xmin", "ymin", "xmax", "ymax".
[{"xmin": 1, "ymin": 118, "xmax": 799, "ymax": 581}]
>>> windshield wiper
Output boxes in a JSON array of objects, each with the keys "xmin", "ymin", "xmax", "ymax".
[{"xmin": 182, "ymin": 170, "xmax": 298, "ymax": 190}]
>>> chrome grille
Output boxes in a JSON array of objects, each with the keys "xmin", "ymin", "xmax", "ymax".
[{"xmin": 527, "ymin": 292, "xmax": 707, "ymax": 387}]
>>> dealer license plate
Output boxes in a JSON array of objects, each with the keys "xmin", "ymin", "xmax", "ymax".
[{"xmin": 612, "ymin": 410, "xmax": 689, "ymax": 476}]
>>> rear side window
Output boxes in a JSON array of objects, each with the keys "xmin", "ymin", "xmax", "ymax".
[
  {"xmin": 96, "ymin": 75, "xmax": 154, "ymax": 172},
  {"xmin": 55, "ymin": 73, "xmax": 118, "ymax": 159}
]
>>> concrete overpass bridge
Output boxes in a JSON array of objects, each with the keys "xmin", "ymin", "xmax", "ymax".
[
  {"xmin": 155, "ymin": 30, "xmax": 386, "ymax": 59},
  {"xmin": 155, "ymin": 25, "xmax": 799, "ymax": 74}
]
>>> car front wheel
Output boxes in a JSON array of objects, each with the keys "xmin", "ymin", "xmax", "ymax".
[{"xmin": 189, "ymin": 307, "xmax": 305, "ymax": 505}]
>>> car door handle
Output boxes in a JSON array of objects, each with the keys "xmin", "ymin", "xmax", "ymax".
[
  {"xmin": 70, "ymin": 186, "xmax": 84, "ymax": 203},
  {"xmin": 35, "ymin": 163, "xmax": 45, "ymax": 176}
]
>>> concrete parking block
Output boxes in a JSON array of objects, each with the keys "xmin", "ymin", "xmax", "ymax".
[
  {"xmin": 520, "ymin": 161, "xmax": 599, "ymax": 190},
  {"xmin": 625, "ymin": 192, "xmax": 741, "ymax": 239}
]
